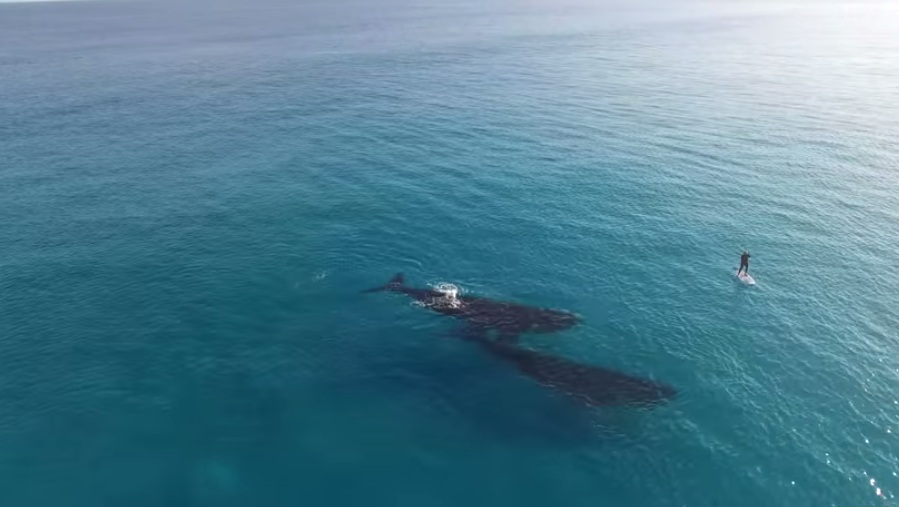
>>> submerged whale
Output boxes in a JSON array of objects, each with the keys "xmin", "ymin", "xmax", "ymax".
[
  {"xmin": 470, "ymin": 335, "xmax": 677, "ymax": 407},
  {"xmin": 363, "ymin": 273, "xmax": 580, "ymax": 342}
]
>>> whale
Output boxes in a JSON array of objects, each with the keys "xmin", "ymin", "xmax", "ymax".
[
  {"xmin": 364, "ymin": 273, "xmax": 675, "ymax": 407},
  {"xmin": 363, "ymin": 273, "xmax": 580, "ymax": 342},
  {"xmin": 469, "ymin": 335, "xmax": 676, "ymax": 407}
]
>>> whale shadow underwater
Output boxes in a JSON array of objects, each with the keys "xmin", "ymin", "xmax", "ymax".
[{"xmin": 364, "ymin": 273, "xmax": 676, "ymax": 408}]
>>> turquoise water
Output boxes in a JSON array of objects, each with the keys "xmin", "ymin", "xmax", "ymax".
[{"xmin": 3, "ymin": 0, "xmax": 899, "ymax": 505}]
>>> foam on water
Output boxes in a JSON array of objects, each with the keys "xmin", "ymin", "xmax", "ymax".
[{"xmin": 432, "ymin": 283, "xmax": 460, "ymax": 298}]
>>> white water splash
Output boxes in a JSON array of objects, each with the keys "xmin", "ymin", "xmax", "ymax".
[{"xmin": 431, "ymin": 282, "xmax": 463, "ymax": 309}]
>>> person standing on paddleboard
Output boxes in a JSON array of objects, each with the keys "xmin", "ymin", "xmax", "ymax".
[{"xmin": 738, "ymin": 250, "xmax": 751, "ymax": 275}]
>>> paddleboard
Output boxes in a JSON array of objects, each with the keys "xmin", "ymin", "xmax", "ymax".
[{"xmin": 736, "ymin": 270, "xmax": 756, "ymax": 285}]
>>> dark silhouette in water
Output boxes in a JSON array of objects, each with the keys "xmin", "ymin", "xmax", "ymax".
[
  {"xmin": 465, "ymin": 331, "xmax": 677, "ymax": 407},
  {"xmin": 363, "ymin": 273, "xmax": 580, "ymax": 342},
  {"xmin": 365, "ymin": 273, "xmax": 676, "ymax": 408}
]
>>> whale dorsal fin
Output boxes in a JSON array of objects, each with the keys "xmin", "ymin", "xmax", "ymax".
[
  {"xmin": 362, "ymin": 273, "xmax": 406, "ymax": 293},
  {"xmin": 387, "ymin": 273, "xmax": 405, "ymax": 287}
]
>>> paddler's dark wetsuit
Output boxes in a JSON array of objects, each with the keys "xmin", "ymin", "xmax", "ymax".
[{"xmin": 738, "ymin": 251, "xmax": 750, "ymax": 275}]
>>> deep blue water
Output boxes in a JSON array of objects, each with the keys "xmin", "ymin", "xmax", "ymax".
[{"xmin": 2, "ymin": 0, "xmax": 899, "ymax": 505}]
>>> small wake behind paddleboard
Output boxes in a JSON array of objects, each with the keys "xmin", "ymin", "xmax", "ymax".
[{"xmin": 736, "ymin": 270, "xmax": 756, "ymax": 286}]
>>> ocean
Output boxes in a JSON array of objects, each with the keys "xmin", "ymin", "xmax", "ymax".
[{"xmin": 2, "ymin": 0, "xmax": 899, "ymax": 505}]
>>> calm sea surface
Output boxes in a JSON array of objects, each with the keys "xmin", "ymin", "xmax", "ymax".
[{"xmin": 2, "ymin": 0, "xmax": 899, "ymax": 505}]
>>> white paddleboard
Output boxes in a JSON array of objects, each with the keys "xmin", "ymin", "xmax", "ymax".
[{"xmin": 736, "ymin": 270, "xmax": 756, "ymax": 285}]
